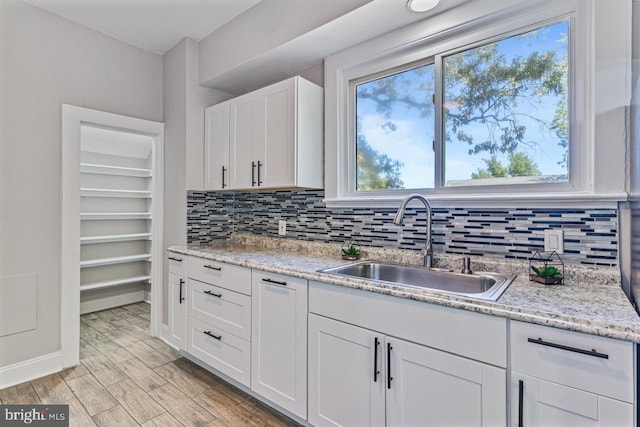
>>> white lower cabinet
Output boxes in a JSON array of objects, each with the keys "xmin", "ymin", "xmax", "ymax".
[
  {"xmin": 510, "ymin": 320, "xmax": 635, "ymax": 427},
  {"xmin": 251, "ymin": 270, "xmax": 308, "ymax": 418},
  {"xmin": 511, "ymin": 373, "xmax": 633, "ymax": 427},
  {"xmin": 308, "ymin": 314, "xmax": 506, "ymax": 427},
  {"xmin": 168, "ymin": 272, "xmax": 186, "ymax": 349},
  {"xmin": 168, "ymin": 253, "xmax": 187, "ymax": 350},
  {"xmin": 188, "ymin": 316, "xmax": 251, "ymax": 386},
  {"xmin": 308, "ymin": 314, "xmax": 384, "ymax": 427},
  {"xmin": 184, "ymin": 256, "xmax": 252, "ymax": 387},
  {"xmin": 387, "ymin": 337, "xmax": 505, "ymax": 427}
]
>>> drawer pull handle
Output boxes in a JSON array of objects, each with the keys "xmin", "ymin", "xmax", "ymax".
[
  {"xmin": 204, "ymin": 290, "xmax": 222, "ymax": 298},
  {"xmin": 387, "ymin": 342, "xmax": 393, "ymax": 389},
  {"xmin": 262, "ymin": 278, "xmax": 287, "ymax": 287},
  {"xmin": 527, "ymin": 337, "xmax": 609, "ymax": 359},
  {"xmin": 204, "ymin": 331, "xmax": 222, "ymax": 341},
  {"xmin": 518, "ymin": 379, "xmax": 524, "ymax": 427},
  {"xmin": 204, "ymin": 265, "xmax": 222, "ymax": 271},
  {"xmin": 168, "ymin": 256, "xmax": 183, "ymax": 262},
  {"xmin": 373, "ymin": 337, "xmax": 380, "ymax": 382}
]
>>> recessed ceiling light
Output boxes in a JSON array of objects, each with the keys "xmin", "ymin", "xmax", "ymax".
[{"xmin": 407, "ymin": 0, "xmax": 441, "ymax": 13}]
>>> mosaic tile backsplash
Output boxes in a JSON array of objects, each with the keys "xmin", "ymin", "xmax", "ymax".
[{"xmin": 187, "ymin": 189, "xmax": 619, "ymax": 266}]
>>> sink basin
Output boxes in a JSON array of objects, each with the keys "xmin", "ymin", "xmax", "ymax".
[{"xmin": 319, "ymin": 261, "xmax": 514, "ymax": 301}]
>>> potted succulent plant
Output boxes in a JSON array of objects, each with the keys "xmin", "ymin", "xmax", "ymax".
[
  {"xmin": 341, "ymin": 244, "xmax": 361, "ymax": 261},
  {"xmin": 530, "ymin": 265, "xmax": 563, "ymax": 285}
]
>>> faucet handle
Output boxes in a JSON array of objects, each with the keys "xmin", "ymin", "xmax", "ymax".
[{"xmin": 462, "ymin": 257, "xmax": 473, "ymax": 274}]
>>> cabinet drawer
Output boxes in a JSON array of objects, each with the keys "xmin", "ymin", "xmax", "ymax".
[
  {"xmin": 189, "ymin": 279, "xmax": 251, "ymax": 341},
  {"xmin": 168, "ymin": 252, "xmax": 186, "ymax": 276},
  {"xmin": 253, "ymin": 270, "xmax": 307, "ymax": 290},
  {"xmin": 188, "ymin": 256, "xmax": 251, "ymax": 295},
  {"xmin": 510, "ymin": 320, "xmax": 634, "ymax": 403},
  {"xmin": 187, "ymin": 317, "xmax": 251, "ymax": 387}
]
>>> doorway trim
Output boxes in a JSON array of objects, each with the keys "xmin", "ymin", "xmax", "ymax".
[{"xmin": 61, "ymin": 104, "xmax": 164, "ymax": 368}]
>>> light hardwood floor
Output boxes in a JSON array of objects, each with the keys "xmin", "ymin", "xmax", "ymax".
[{"xmin": 0, "ymin": 302, "xmax": 299, "ymax": 427}]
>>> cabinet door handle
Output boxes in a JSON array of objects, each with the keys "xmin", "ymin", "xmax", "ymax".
[
  {"xmin": 518, "ymin": 379, "xmax": 524, "ymax": 427},
  {"xmin": 203, "ymin": 331, "xmax": 222, "ymax": 341},
  {"xmin": 179, "ymin": 279, "xmax": 185, "ymax": 303},
  {"xmin": 203, "ymin": 265, "xmax": 222, "ymax": 271},
  {"xmin": 261, "ymin": 278, "xmax": 287, "ymax": 287},
  {"xmin": 527, "ymin": 337, "xmax": 609, "ymax": 359},
  {"xmin": 387, "ymin": 342, "xmax": 393, "ymax": 389},
  {"xmin": 251, "ymin": 161, "xmax": 257, "ymax": 186},
  {"xmin": 168, "ymin": 256, "xmax": 183, "ymax": 262},
  {"xmin": 373, "ymin": 337, "xmax": 380, "ymax": 382},
  {"xmin": 221, "ymin": 165, "xmax": 227, "ymax": 189},
  {"xmin": 257, "ymin": 160, "xmax": 263, "ymax": 186},
  {"xmin": 204, "ymin": 290, "xmax": 222, "ymax": 298}
]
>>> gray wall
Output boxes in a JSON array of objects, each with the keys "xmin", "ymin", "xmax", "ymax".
[
  {"xmin": 162, "ymin": 38, "xmax": 229, "ymax": 324},
  {"xmin": 198, "ymin": 0, "xmax": 370, "ymax": 91},
  {"xmin": 0, "ymin": 0, "xmax": 162, "ymax": 367}
]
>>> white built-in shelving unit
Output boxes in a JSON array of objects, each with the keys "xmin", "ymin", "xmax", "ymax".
[{"xmin": 79, "ymin": 126, "xmax": 155, "ymax": 312}]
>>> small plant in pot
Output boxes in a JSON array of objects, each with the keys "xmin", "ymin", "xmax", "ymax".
[
  {"xmin": 341, "ymin": 244, "xmax": 361, "ymax": 261},
  {"xmin": 530, "ymin": 265, "xmax": 563, "ymax": 285}
]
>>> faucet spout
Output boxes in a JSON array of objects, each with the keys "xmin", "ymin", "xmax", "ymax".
[{"xmin": 393, "ymin": 194, "xmax": 433, "ymax": 268}]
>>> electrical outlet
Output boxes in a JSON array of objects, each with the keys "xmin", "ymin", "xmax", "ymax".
[
  {"xmin": 544, "ymin": 229, "xmax": 564, "ymax": 254},
  {"xmin": 278, "ymin": 220, "xmax": 287, "ymax": 236}
]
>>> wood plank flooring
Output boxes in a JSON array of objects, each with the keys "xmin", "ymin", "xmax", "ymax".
[{"xmin": 0, "ymin": 302, "xmax": 299, "ymax": 427}]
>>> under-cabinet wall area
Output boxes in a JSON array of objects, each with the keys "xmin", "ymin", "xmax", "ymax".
[{"xmin": 79, "ymin": 126, "xmax": 155, "ymax": 313}]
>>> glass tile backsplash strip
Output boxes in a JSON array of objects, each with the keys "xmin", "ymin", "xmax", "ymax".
[{"xmin": 187, "ymin": 190, "xmax": 618, "ymax": 266}]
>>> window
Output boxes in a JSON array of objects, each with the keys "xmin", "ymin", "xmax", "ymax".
[
  {"xmin": 352, "ymin": 21, "xmax": 569, "ymax": 192},
  {"xmin": 326, "ymin": 0, "xmax": 629, "ymax": 207},
  {"xmin": 355, "ymin": 62, "xmax": 435, "ymax": 191},
  {"xmin": 443, "ymin": 21, "xmax": 569, "ymax": 187}
]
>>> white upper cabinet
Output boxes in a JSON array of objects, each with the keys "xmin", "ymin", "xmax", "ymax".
[
  {"xmin": 204, "ymin": 102, "xmax": 230, "ymax": 191},
  {"xmin": 205, "ymin": 75, "xmax": 323, "ymax": 191},
  {"xmin": 228, "ymin": 92, "xmax": 257, "ymax": 189}
]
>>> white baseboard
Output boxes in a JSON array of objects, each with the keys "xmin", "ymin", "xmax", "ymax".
[
  {"xmin": 0, "ymin": 351, "xmax": 62, "ymax": 389},
  {"xmin": 80, "ymin": 290, "xmax": 145, "ymax": 314}
]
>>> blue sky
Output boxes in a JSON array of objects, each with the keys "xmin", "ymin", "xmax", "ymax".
[{"xmin": 356, "ymin": 20, "xmax": 569, "ymax": 190}]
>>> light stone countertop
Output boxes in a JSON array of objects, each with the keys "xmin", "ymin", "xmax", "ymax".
[{"xmin": 169, "ymin": 234, "xmax": 640, "ymax": 344}]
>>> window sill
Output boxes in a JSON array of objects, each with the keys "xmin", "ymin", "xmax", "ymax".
[{"xmin": 323, "ymin": 192, "xmax": 628, "ymax": 209}]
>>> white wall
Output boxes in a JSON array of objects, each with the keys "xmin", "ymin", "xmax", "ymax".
[
  {"xmin": 162, "ymin": 38, "xmax": 229, "ymax": 324},
  {"xmin": 0, "ymin": 0, "xmax": 162, "ymax": 367}
]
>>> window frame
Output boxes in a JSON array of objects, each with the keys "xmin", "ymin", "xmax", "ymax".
[{"xmin": 324, "ymin": 0, "xmax": 630, "ymax": 208}]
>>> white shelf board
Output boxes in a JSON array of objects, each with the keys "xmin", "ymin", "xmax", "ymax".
[
  {"xmin": 81, "ymin": 212, "xmax": 152, "ymax": 220},
  {"xmin": 80, "ymin": 233, "xmax": 152, "ymax": 244},
  {"xmin": 80, "ymin": 275, "xmax": 151, "ymax": 292},
  {"xmin": 80, "ymin": 254, "xmax": 152, "ymax": 268},
  {"xmin": 80, "ymin": 163, "xmax": 152, "ymax": 178},
  {"xmin": 80, "ymin": 188, "xmax": 152, "ymax": 198}
]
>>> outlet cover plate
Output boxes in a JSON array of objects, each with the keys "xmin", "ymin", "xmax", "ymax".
[
  {"xmin": 278, "ymin": 220, "xmax": 287, "ymax": 236},
  {"xmin": 544, "ymin": 229, "xmax": 564, "ymax": 254}
]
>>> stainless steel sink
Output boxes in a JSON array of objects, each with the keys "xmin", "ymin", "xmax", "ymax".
[{"xmin": 319, "ymin": 261, "xmax": 514, "ymax": 301}]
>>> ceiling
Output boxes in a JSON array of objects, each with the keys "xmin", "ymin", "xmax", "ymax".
[{"xmin": 20, "ymin": 0, "xmax": 263, "ymax": 55}]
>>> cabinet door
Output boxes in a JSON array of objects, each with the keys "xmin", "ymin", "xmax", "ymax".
[
  {"xmin": 251, "ymin": 271, "xmax": 307, "ymax": 418},
  {"xmin": 204, "ymin": 102, "xmax": 229, "ymax": 190},
  {"xmin": 308, "ymin": 314, "xmax": 385, "ymax": 427},
  {"xmin": 387, "ymin": 337, "xmax": 505, "ymax": 427},
  {"xmin": 168, "ymin": 272, "xmax": 186, "ymax": 350},
  {"xmin": 256, "ymin": 78, "xmax": 295, "ymax": 188},
  {"xmin": 229, "ymin": 92, "xmax": 258, "ymax": 189},
  {"xmin": 511, "ymin": 373, "xmax": 633, "ymax": 427}
]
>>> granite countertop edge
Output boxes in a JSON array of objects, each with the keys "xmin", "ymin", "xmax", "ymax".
[{"xmin": 168, "ymin": 243, "xmax": 640, "ymax": 344}]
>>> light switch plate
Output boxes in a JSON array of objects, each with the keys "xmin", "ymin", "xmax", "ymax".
[{"xmin": 544, "ymin": 229, "xmax": 564, "ymax": 254}]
